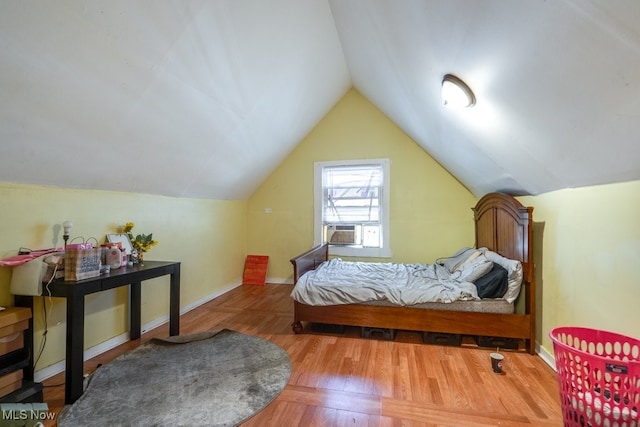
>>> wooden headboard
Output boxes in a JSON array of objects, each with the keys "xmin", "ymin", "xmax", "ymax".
[
  {"xmin": 290, "ymin": 243, "xmax": 328, "ymax": 284},
  {"xmin": 473, "ymin": 192, "xmax": 534, "ymax": 285}
]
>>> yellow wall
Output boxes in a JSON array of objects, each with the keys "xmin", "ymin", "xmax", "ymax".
[
  {"xmin": 5, "ymin": 88, "xmax": 635, "ymax": 374},
  {"xmin": 248, "ymin": 89, "xmax": 477, "ymax": 280},
  {"xmin": 0, "ymin": 182, "xmax": 247, "ymax": 371},
  {"xmin": 521, "ymin": 180, "xmax": 640, "ymax": 354},
  {"xmin": 248, "ymin": 88, "xmax": 640, "ymax": 359}
]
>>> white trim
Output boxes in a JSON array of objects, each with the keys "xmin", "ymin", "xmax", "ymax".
[
  {"xmin": 34, "ymin": 280, "xmax": 243, "ymax": 382},
  {"xmin": 266, "ymin": 276, "xmax": 293, "ymax": 285},
  {"xmin": 34, "ymin": 332, "xmax": 130, "ymax": 383},
  {"xmin": 536, "ymin": 342, "xmax": 557, "ymax": 371},
  {"xmin": 314, "ymin": 158, "xmax": 392, "ymax": 258}
]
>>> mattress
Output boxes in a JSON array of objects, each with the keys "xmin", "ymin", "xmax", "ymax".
[{"xmin": 361, "ymin": 298, "xmax": 514, "ymax": 314}]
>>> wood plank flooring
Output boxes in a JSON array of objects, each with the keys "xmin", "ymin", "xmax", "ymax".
[{"xmin": 41, "ymin": 283, "xmax": 563, "ymax": 426}]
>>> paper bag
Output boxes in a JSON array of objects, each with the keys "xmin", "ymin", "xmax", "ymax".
[{"xmin": 64, "ymin": 247, "xmax": 101, "ymax": 281}]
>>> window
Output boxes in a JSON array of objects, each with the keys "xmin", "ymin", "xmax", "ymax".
[{"xmin": 314, "ymin": 159, "xmax": 391, "ymax": 258}]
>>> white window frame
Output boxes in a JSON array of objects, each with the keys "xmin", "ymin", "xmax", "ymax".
[{"xmin": 314, "ymin": 158, "xmax": 392, "ymax": 258}]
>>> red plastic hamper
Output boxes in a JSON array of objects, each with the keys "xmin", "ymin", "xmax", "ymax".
[{"xmin": 550, "ymin": 327, "xmax": 640, "ymax": 427}]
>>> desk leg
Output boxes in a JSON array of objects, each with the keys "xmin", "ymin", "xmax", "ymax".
[
  {"xmin": 169, "ymin": 265, "xmax": 180, "ymax": 336},
  {"xmin": 66, "ymin": 294, "xmax": 85, "ymax": 404},
  {"xmin": 130, "ymin": 281, "xmax": 141, "ymax": 340},
  {"xmin": 14, "ymin": 295, "xmax": 35, "ymax": 382}
]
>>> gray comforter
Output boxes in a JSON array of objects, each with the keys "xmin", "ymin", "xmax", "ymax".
[{"xmin": 290, "ymin": 258, "xmax": 480, "ymax": 306}]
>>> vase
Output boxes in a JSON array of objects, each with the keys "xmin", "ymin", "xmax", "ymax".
[{"xmin": 138, "ymin": 252, "xmax": 144, "ymax": 266}]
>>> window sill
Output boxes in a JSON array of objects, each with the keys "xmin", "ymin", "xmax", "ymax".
[{"xmin": 328, "ymin": 244, "xmax": 392, "ymax": 258}]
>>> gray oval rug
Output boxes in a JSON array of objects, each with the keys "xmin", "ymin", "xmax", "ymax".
[{"xmin": 58, "ymin": 329, "xmax": 291, "ymax": 427}]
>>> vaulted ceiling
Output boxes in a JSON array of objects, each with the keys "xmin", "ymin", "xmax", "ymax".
[{"xmin": 2, "ymin": 1, "xmax": 639, "ymax": 200}]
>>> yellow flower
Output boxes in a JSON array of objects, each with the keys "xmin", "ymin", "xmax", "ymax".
[{"xmin": 121, "ymin": 222, "xmax": 158, "ymax": 254}]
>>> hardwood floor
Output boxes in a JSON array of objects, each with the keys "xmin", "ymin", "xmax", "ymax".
[{"xmin": 41, "ymin": 284, "xmax": 563, "ymax": 426}]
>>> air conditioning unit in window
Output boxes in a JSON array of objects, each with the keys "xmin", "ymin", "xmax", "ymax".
[{"xmin": 326, "ymin": 225, "xmax": 357, "ymax": 245}]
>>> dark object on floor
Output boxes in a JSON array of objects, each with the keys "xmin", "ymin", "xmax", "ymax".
[
  {"xmin": 423, "ymin": 332, "xmax": 462, "ymax": 347},
  {"xmin": 477, "ymin": 335, "xmax": 521, "ymax": 350},
  {"xmin": 361, "ymin": 327, "xmax": 396, "ymax": 341},
  {"xmin": 311, "ymin": 323, "xmax": 345, "ymax": 334}
]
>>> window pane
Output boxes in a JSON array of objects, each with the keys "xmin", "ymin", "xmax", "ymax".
[
  {"xmin": 314, "ymin": 158, "xmax": 391, "ymax": 257},
  {"xmin": 362, "ymin": 225, "xmax": 380, "ymax": 247},
  {"xmin": 323, "ymin": 165, "xmax": 382, "ymax": 223}
]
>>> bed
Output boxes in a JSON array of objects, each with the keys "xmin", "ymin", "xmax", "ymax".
[{"xmin": 289, "ymin": 192, "xmax": 536, "ymax": 354}]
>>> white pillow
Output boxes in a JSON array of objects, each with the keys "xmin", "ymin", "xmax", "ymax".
[
  {"xmin": 440, "ymin": 247, "xmax": 477, "ymax": 273},
  {"xmin": 479, "ymin": 248, "xmax": 523, "ymax": 303},
  {"xmin": 454, "ymin": 250, "xmax": 481, "ymax": 272},
  {"xmin": 456, "ymin": 255, "xmax": 493, "ymax": 283}
]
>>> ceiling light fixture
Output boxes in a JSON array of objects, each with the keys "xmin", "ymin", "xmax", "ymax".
[{"xmin": 441, "ymin": 74, "xmax": 475, "ymax": 108}]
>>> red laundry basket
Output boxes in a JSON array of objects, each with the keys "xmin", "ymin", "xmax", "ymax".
[{"xmin": 550, "ymin": 327, "xmax": 640, "ymax": 427}]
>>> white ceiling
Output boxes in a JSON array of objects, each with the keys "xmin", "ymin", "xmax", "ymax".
[{"xmin": 2, "ymin": 1, "xmax": 639, "ymax": 199}]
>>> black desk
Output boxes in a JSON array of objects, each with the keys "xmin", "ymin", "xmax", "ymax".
[{"xmin": 17, "ymin": 260, "xmax": 180, "ymax": 404}]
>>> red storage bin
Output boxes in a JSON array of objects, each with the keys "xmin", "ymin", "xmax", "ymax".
[
  {"xmin": 242, "ymin": 255, "xmax": 269, "ymax": 286},
  {"xmin": 550, "ymin": 327, "xmax": 640, "ymax": 426}
]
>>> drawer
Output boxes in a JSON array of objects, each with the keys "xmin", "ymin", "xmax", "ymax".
[
  {"xmin": 0, "ymin": 332, "xmax": 23, "ymax": 357},
  {"xmin": 0, "ymin": 307, "xmax": 30, "ymax": 360},
  {"xmin": 0, "ymin": 308, "xmax": 31, "ymax": 330},
  {"xmin": 0, "ymin": 370, "xmax": 23, "ymax": 398},
  {"xmin": 361, "ymin": 327, "xmax": 396, "ymax": 341},
  {"xmin": 423, "ymin": 331, "xmax": 462, "ymax": 347},
  {"xmin": 476, "ymin": 335, "xmax": 521, "ymax": 350},
  {"xmin": 0, "ymin": 319, "xmax": 29, "ymax": 338}
]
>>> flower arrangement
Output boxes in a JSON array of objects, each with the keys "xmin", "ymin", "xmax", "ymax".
[{"xmin": 122, "ymin": 222, "xmax": 158, "ymax": 258}]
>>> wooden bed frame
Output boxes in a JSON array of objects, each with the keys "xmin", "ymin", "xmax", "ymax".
[{"xmin": 290, "ymin": 192, "xmax": 536, "ymax": 354}]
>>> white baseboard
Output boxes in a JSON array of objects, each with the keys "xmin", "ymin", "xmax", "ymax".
[
  {"xmin": 34, "ymin": 331, "xmax": 131, "ymax": 383},
  {"xmin": 34, "ymin": 280, "xmax": 243, "ymax": 382},
  {"xmin": 266, "ymin": 277, "xmax": 293, "ymax": 285},
  {"xmin": 536, "ymin": 342, "xmax": 557, "ymax": 371}
]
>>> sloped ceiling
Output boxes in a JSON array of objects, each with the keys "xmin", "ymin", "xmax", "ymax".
[
  {"xmin": 0, "ymin": 1, "xmax": 350, "ymax": 199},
  {"xmin": 1, "ymin": 1, "xmax": 640, "ymax": 200}
]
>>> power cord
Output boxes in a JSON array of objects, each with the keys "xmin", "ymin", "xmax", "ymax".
[{"xmin": 34, "ymin": 263, "xmax": 57, "ymax": 369}]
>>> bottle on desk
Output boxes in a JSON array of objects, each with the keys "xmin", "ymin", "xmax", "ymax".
[{"xmin": 106, "ymin": 247, "xmax": 122, "ymax": 269}]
